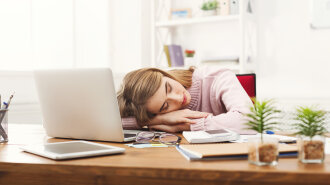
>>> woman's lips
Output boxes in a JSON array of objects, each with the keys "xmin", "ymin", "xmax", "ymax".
[{"xmin": 182, "ymin": 93, "xmax": 187, "ymax": 105}]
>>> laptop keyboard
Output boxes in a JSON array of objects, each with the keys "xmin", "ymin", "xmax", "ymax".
[{"xmin": 124, "ymin": 133, "xmax": 136, "ymax": 138}]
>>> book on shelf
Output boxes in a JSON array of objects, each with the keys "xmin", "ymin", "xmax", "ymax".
[
  {"xmin": 168, "ymin": 45, "xmax": 184, "ymax": 67},
  {"xmin": 163, "ymin": 45, "xmax": 172, "ymax": 67},
  {"xmin": 176, "ymin": 143, "xmax": 298, "ymax": 161},
  {"xmin": 170, "ymin": 9, "xmax": 192, "ymax": 20}
]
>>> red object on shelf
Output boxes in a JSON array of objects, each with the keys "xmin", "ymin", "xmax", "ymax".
[
  {"xmin": 185, "ymin": 50, "xmax": 195, "ymax": 57},
  {"xmin": 185, "ymin": 50, "xmax": 195, "ymax": 54}
]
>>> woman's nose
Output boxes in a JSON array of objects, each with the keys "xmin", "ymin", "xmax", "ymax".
[{"xmin": 167, "ymin": 92, "xmax": 181, "ymax": 103}]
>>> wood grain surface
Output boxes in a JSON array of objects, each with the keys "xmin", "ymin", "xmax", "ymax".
[{"xmin": 1, "ymin": 124, "xmax": 330, "ymax": 185}]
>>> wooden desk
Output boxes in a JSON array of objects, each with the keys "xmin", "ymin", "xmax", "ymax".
[{"xmin": 1, "ymin": 124, "xmax": 330, "ymax": 185}]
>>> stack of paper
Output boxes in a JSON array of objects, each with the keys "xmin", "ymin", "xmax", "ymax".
[
  {"xmin": 232, "ymin": 134, "xmax": 297, "ymax": 143},
  {"xmin": 176, "ymin": 143, "xmax": 298, "ymax": 161}
]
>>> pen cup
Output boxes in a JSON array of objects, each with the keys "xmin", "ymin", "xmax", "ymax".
[{"xmin": 0, "ymin": 109, "xmax": 8, "ymax": 143}]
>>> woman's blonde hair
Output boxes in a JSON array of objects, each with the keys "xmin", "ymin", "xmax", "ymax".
[{"xmin": 117, "ymin": 67, "xmax": 195, "ymax": 126}]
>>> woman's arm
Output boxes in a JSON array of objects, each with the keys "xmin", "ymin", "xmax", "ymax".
[
  {"xmin": 122, "ymin": 116, "xmax": 191, "ymax": 132},
  {"xmin": 190, "ymin": 70, "xmax": 255, "ymax": 134},
  {"xmin": 148, "ymin": 109, "xmax": 210, "ymax": 125},
  {"xmin": 122, "ymin": 109, "xmax": 210, "ymax": 131},
  {"xmin": 148, "ymin": 123, "xmax": 191, "ymax": 133},
  {"xmin": 190, "ymin": 113, "xmax": 256, "ymax": 134},
  {"xmin": 146, "ymin": 109, "xmax": 210, "ymax": 132}
]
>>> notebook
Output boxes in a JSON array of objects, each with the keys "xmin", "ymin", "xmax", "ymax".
[
  {"xmin": 177, "ymin": 143, "xmax": 297, "ymax": 160},
  {"xmin": 168, "ymin": 45, "xmax": 184, "ymax": 67},
  {"xmin": 183, "ymin": 129, "xmax": 239, "ymax": 143},
  {"xmin": 163, "ymin": 45, "xmax": 172, "ymax": 67}
]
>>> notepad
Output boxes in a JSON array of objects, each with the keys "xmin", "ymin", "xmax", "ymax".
[
  {"xmin": 183, "ymin": 129, "xmax": 239, "ymax": 143},
  {"xmin": 177, "ymin": 143, "xmax": 297, "ymax": 160}
]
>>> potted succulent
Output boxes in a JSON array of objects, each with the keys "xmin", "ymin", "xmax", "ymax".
[
  {"xmin": 293, "ymin": 106, "xmax": 328, "ymax": 163},
  {"xmin": 201, "ymin": 0, "xmax": 218, "ymax": 16},
  {"xmin": 245, "ymin": 99, "xmax": 281, "ymax": 166},
  {"xmin": 185, "ymin": 50, "xmax": 195, "ymax": 58},
  {"xmin": 184, "ymin": 50, "xmax": 197, "ymax": 67}
]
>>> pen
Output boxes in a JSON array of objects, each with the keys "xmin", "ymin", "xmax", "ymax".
[
  {"xmin": 3, "ymin": 102, "xmax": 8, "ymax": 109},
  {"xmin": 4, "ymin": 92, "xmax": 15, "ymax": 109},
  {"xmin": 265, "ymin": 130, "xmax": 274, "ymax": 134}
]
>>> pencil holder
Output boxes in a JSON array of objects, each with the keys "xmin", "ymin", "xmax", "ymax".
[{"xmin": 0, "ymin": 109, "xmax": 8, "ymax": 143}]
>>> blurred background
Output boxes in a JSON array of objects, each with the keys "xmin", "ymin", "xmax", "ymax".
[{"xmin": 1, "ymin": 0, "xmax": 330, "ymax": 125}]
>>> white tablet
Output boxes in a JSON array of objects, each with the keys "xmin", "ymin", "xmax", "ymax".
[{"xmin": 20, "ymin": 140, "xmax": 125, "ymax": 160}]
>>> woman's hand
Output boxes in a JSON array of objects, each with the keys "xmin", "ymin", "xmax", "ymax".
[
  {"xmin": 148, "ymin": 123, "xmax": 191, "ymax": 133},
  {"xmin": 148, "ymin": 109, "xmax": 210, "ymax": 126}
]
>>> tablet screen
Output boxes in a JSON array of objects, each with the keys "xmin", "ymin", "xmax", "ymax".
[
  {"xmin": 44, "ymin": 142, "xmax": 113, "ymax": 154},
  {"xmin": 21, "ymin": 141, "xmax": 125, "ymax": 160}
]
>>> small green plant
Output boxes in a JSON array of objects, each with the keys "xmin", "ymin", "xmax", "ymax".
[
  {"xmin": 201, "ymin": 0, "xmax": 218, "ymax": 11},
  {"xmin": 245, "ymin": 99, "xmax": 281, "ymax": 142},
  {"xmin": 293, "ymin": 106, "xmax": 327, "ymax": 140}
]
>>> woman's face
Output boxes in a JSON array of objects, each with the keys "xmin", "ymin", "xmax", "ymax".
[{"xmin": 146, "ymin": 76, "xmax": 191, "ymax": 114}]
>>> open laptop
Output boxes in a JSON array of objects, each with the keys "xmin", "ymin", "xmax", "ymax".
[{"xmin": 34, "ymin": 68, "xmax": 139, "ymax": 142}]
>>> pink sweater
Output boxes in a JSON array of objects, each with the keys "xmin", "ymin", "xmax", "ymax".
[{"xmin": 122, "ymin": 67, "xmax": 254, "ymax": 134}]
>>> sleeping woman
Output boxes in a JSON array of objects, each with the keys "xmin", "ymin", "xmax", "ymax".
[{"xmin": 117, "ymin": 66, "xmax": 254, "ymax": 134}]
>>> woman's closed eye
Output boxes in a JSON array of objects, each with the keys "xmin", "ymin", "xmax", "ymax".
[
  {"xmin": 159, "ymin": 82, "xmax": 170, "ymax": 113},
  {"xmin": 164, "ymin": 82, "xmax": 172, "ymax": 111},
  {"xmin": 166, "ymin": 81, "xmax": 172, "ymax": 93},
  {"xmin": 168, "ymin": 82, "xmax": 172, "ymax": 93}
]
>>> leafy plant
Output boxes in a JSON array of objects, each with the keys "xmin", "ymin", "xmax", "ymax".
[
  {"xmin": 293, "ymin": 106, "xmax": 328, "ymax": 140},
  {"xmin": 201, "ymin": 0, "xmax": 218, "ymax": 11},
  {"xmin": 245, "ymin": 99, "xmax": 281, "ymax": 142}
]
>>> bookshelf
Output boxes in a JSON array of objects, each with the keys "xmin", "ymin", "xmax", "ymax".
[
  {"xmin": 155, "ymin": 15, "xmax": 239, "ymax": 27},
  {"xmin": 150, "ymin": 0, "xmax": 258, "ymax": 73}
]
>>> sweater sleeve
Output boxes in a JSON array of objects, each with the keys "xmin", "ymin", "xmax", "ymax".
[
  {"xmin": 190, "ymin": 70, "xmax": 256, "ymax": 134},
  {"xmin": 121, "ymin": 117, "xmax": 142, "ymax": 130}
]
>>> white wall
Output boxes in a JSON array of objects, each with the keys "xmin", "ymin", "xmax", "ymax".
[
  {"xmin": 0, "ymin": 0, "xmax": 144, "ymax": 124},
  {"xmin": 111, "ymin": 0, "xmax": 142, "ymax": 73},
  {"xmin": 0, "ymin": 0, "xmax": 32, "ymax": 70},
  {"xmin": 255, "ymin": 0, "xmax": 330, "ymax": 109}
]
